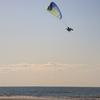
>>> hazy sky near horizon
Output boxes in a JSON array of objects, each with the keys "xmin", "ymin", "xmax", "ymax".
[{"xmin": 0, "ymin": 0, "xmax": 100, "ymax": 86}]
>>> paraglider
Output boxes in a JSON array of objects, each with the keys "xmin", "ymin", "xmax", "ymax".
[
  {"xmin": 66, "ymin": 27, "xmax": 73, "ymax": 32},
  {"xmin": 47, "ymin": 2, "xmax": 73, "ymax": 32}
]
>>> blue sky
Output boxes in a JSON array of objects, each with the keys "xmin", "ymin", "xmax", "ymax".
[{"xmin": 0, "ymin": 0, "xmax": 100, "ymax": 86}]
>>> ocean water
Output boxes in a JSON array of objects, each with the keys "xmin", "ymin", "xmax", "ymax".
[{"xmin": 0, "ymin": 87, "xmax": 100, "ymax": 97}]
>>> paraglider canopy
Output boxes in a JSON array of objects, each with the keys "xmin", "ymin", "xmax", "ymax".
[{"xmin": 47, "ymin": 2, "xmax": 62, "ymax": 20}]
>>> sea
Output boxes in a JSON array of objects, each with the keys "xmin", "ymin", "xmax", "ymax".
[{"xmin": 0, "ymin": 87, "xmax": 100, "ymax": 98}]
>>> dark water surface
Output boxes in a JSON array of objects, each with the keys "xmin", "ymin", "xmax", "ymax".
[{"xmin": 0, "ymin": 87, "xmax": 100, "ymax": 97}]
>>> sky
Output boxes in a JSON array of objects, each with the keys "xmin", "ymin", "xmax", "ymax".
[{"xmin": 0, "ymin": 0, "xmax": 100, "ymax": 86}]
